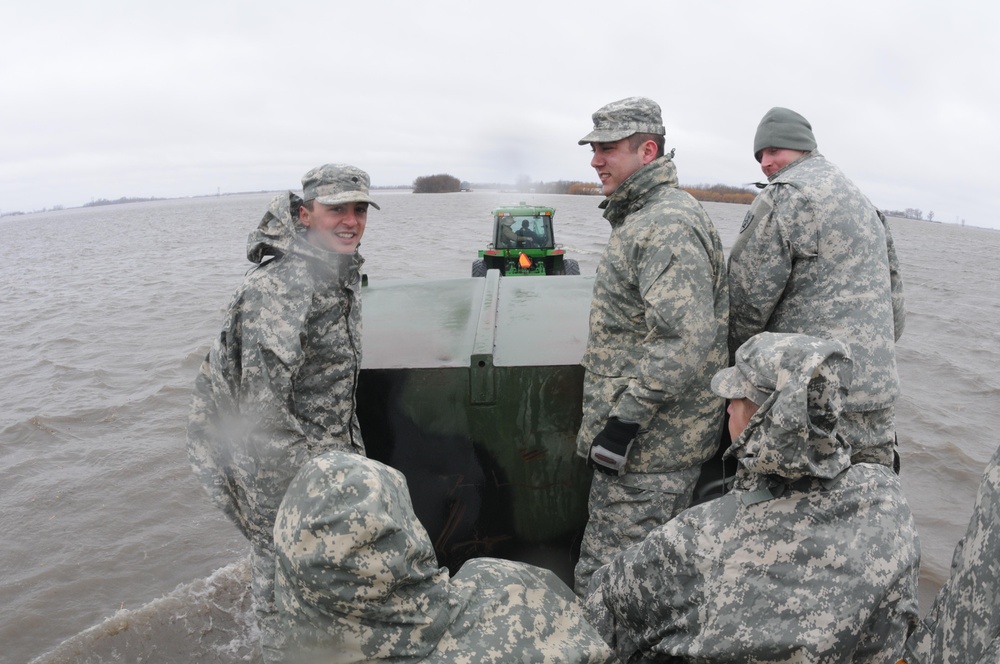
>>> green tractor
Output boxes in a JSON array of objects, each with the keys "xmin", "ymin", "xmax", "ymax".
[{"xmin": 472, "ymin": 203, "xmax": 580, "ymax": 277}]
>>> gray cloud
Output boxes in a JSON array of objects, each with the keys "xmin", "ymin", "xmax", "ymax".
[{"xmin": 2, "ymin": 0, "xmax": 997, "ymax": 228}]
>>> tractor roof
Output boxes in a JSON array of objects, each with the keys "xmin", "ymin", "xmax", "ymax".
[{"xmin": 491, "ymin": 204, "xmax": 555, "ymax": 218}]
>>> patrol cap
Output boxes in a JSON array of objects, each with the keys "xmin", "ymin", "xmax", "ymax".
[
  {"xmin": 578, "ymin": 97, "xmax": 666, "ymax": 145},
  {"xmin": 753, "ymin": 107, "xmax": 817, "ymax": 162},
  {"xmin": 301, "ymin": 163, "xmax": 380, "ymax": 209},
  {"xmin": 712, "ymin": 332, "xmax": 852, "ymax": 408}
]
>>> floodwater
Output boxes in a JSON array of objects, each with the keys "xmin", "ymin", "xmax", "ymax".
[{"xmin": 2, "ymin": 190, "xmax": 997, "ymax": 662}]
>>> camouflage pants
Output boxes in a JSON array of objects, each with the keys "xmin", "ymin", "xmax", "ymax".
[
  {"xmin": 573, "ymin": 467, "xmax": 700, "ymax": 597},
  {"xmin": 250, "ymin": 542, "xmax": 287, "ymax": 663}
]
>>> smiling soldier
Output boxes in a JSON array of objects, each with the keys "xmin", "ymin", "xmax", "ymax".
[
  {"xmin": 573, "ymin": 97, "xmax": 729, "ymax": 597},
  {"xmin": 186, "ymin": 163, "xmax": 378, "ymax": 662}
]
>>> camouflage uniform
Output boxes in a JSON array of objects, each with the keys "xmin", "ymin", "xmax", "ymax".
[
  {"xmin": 273, "ymin": 450, "xmax": 614, "ymax": 663},
  {"xmin": 574, "ymin": 152, "xmax": 729, "ymax": 594},
  {"xmin": 903, "ymin": 441, "xmax": 1000, "ymax": 663},
  {"xmin": 585, "ymin": 333, "xmax": 921, "ymax": 662},
  {"xmin": 187, "ymin": 185, "xmax": 366, "ymax": 661},
  {"xmin": 729, "ymin": 149, "xmax": 905, "ymax": 466}
]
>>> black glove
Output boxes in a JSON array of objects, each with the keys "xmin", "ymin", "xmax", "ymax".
[{"xmin": 588, "ymin": 417, "xmax": 640, "ymax": 476}]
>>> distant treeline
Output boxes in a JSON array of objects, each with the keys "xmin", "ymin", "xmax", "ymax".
[
  {"xmin": 518, "ymin": 179, "xmax": 760, "ymax": 204},
  {"xmin": 412, "ymin": 177, "xmax": 599, "ymax": 195},
  {"xmin": 84, "ymin": 196, "xmax": 163, "ymax": 207},
  {"xmin": 681, "ymin": 184, "xmax": 758, "ymax": 205},
  {"xmin": 420, "ymin": 175, "xmax": 758, "ymax": 204},
  {"xmin": 83, "ymin": 182, "xmax": 756, "ymax": 206},
  {"xmin": 883, "ymin": 208, "xmax": 935, "ymax": 222}
]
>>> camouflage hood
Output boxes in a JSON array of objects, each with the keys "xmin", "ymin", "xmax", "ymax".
[
  {"xmin": 599, "ymin": 151, "xmax": 678, "ymax": 226},
  {"xmin": 247, "ymin": 191, "xmax": 306, "ymax": 264},
  {"xmin": 274, "ymin": 451, "xmax": 615, "ymax": 663},
  {"xmin": 723, "ymin": 333, "xmax": 855, "ymax": 483},
  {"xmin": 273, "ymin": 451, "xmax": 458, "ymax": 661}
]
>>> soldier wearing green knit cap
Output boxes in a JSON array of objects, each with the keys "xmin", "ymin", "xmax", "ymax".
[
  {"xmin": 728, "ymin": 107, "xmax": 907, "ymax": 470},
  {"xmin": 752, "ymin": 106, "xmax": 818, "ymax": 166}
]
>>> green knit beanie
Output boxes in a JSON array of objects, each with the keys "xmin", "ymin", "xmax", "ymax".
[{"xmin": 753, "ymin": 107, "xmax": 817, "ymax": 162}]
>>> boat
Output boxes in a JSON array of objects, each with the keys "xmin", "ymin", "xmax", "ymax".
[
  {"xmin": 32, "ymin": 270, "xmax": 598, "ymax": 662},
  {"xmin": 32, "ymin": 268, "xmax": 733, "ymax": 661}
]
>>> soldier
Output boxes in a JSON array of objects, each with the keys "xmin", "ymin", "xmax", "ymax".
[
  {"xmin": 585, "ymin": 332, "xmax": 921, "ymax": 662},
  {"xmin": 186, "ymin": 164, "xmax": 376, "ymax": 662},
  {"xmin": 902, "ymin": 441, "xmax": 1000, "ymax": 662},
  {"xmin": 272, "ymin": 450, "xmax": 615, "ymax": 663},
  {"xmin": 729, "ymin": 107, "xmax": 906, "ymax": 468},
  {"xmin": 573, "ymin": 96, "xmax": 729, "ymax": 595}
]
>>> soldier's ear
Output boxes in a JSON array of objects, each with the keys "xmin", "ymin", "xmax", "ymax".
[{"xmin": 640, "ymin": 139, "xmax": 658, "ymax": 165}]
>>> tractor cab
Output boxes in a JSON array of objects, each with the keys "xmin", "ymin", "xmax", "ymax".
[
  {"xmin": 474, "ymin": 203, "xmax": 579, "ymax": 277},
  {"xmin": 493, "ymin": 207, "xmax": 554, "ymax": 250}
]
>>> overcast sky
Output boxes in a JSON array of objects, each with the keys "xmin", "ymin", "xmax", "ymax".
[{"xmin": 3, "ymin": 1, "xmax": 998, "ymax": 228}]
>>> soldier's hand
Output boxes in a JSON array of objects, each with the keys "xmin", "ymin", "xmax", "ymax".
[{"xmin": 588, "ymin": 417, "xmax": 640, "ymax": 476}]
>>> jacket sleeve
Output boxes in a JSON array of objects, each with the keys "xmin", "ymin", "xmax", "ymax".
[
  {"xmin": 185, "ymin": 275, "xmax": 313, "ymax": 543},
  {"xmin": 609, "ymin": 223, "xmax": 721, "ymax": 429},
  {"xmin": 904, "ymin": 443, "xmax": 1000, "ymax": 662},
  {"xmin": 880, "ymin": 211, "xmax": 906, "ymax": 341},
  {"xmin": 850, "ymin": 569, "xmax": 921, "ymax": 662},
  {"xmin": 237, "ymin": 281, "xmax": 314, "ymax": 518},
  {"xmin": 585, "ymin": 508, "xmax": 709, "ymax": 662}
]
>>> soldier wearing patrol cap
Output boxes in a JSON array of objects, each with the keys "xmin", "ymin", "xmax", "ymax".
[
  {"xmin": 186, "ymin": 164, "xmax": 378, "ymax": 662},
  {"xmin": 585, "ymin": 332, "xmax": 921, "ymax": 662},
  {"xmin": 573, "ymin": 97, "xmax": 729, "ymax": 596}
]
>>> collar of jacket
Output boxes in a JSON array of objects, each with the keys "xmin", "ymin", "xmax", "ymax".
[
  {"xmin": 599, "ymin": 151, "xmax": 679, "ymax": 226},
  {"xmin": 289, "ymin": 234, "xmax": 365, "ymax": 286},
  {"xmin": 765, "ymin": 149, "xmax": 820, "ymax": 183}
]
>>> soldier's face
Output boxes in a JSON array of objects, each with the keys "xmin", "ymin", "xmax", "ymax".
[
  {"xmin": 300, "ymin": 201, "xmax": 368, "ymax": 253},
  {"xmin": 590, "ymin": 139, "xmax": 646, "ymax": 195},
  {"xmin": 727, "ymin": 397, "xmax": 759, "ymax": 440},
  {"xmin": 758, "ymin": 148, "xmax": 807, "ymax": 178}
]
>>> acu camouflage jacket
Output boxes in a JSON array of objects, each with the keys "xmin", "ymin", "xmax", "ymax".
[
  {"xmin": 576, "ymin": 154, "xmax": 729, "ymax": 474},
  {"xmin": 904, "ymin": 441, "xmax": 1000, "ymax": 663},
  {"xmin": 728, "ymin": 151, "xmax": 905, "ymax": 413},
  {"xmin": 186, "ymin": 191, "xmax": 365, "ymax": 547}
]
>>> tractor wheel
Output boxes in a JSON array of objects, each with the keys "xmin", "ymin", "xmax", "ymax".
[
  {"xmin": 472, "ymin": 259, "xmax": 488, "ymax": 277},
  {"xmin": 563, "ymin": 259, "xmax": 580, "ymax": 275}
]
